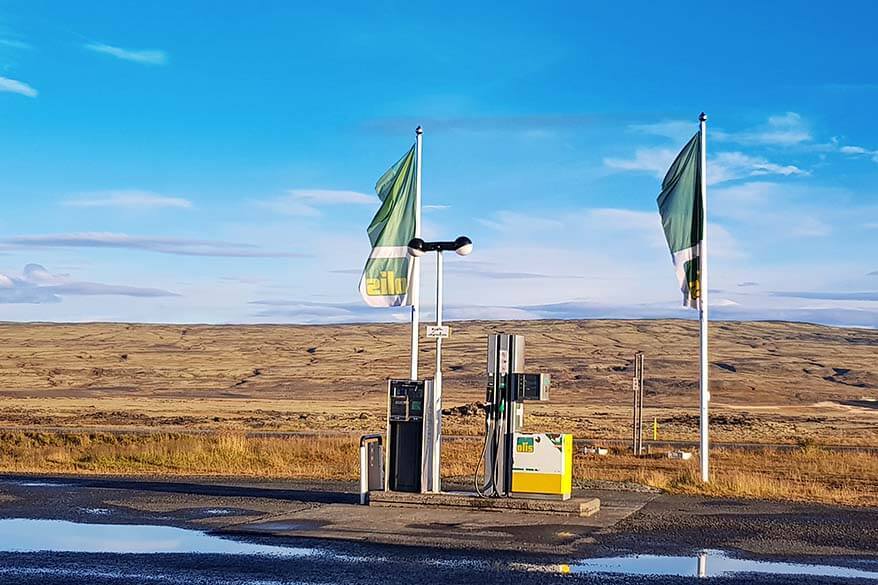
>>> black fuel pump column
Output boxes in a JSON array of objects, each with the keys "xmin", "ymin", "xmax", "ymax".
[{"xmin": 386, "ymin": 379, "xmax": 425, "ymax": 492}]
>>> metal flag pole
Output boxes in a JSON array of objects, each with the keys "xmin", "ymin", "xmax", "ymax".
[
  {"xmin": 698, "ymin": 112, "xmax": 710, "ymax": 483},
  {"xmin": 410, "ymin": 126, "xmax": 423, "ymax": 381}
]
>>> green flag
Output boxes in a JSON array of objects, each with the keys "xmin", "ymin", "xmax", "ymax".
[
  {"xmin": 657, "ymin": 132, "xmax": 703, "ymax": 309},
  {"xmin": 359, "ymin": 143, "xmax": 418, "ymax": 307}
]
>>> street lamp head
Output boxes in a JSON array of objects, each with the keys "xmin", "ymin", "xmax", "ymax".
[
  {"xmin": 407, "ymin": 237, "xmax": 427, "ymax": 257},
  {"xmin": 454, "ymin": 236, "xmax": 473, "ymax": 256}
]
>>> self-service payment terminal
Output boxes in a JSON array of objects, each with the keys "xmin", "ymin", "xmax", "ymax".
[{"xmin": 385, "ymin": 379, "xmax": 439, "ymax": 493}]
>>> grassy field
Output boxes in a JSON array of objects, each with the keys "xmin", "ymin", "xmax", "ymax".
[
  {"xmin": 0, "ymin": 320, "xmax": 875, "ymax": 507},
  {"xmin": 1, "ymin": 431, "xmax": 875, "ymax": 507}
]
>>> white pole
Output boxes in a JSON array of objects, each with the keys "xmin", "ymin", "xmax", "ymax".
[
  {"xmin": 698, "ymin": 112, "xmax": 710, "ymax": 483},
  {"xmin": 410, "ymin": 126, "xmax": 423, "ymax": 381},
  {"xmin": 359, "ymin": 442, "xmax": 368, "ymax": 505},
  {"xmin": 432, "ymin": 250, "xmax": 443, "ymax": 493}
]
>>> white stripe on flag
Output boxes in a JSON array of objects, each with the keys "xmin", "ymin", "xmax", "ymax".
[
  {"xmin": 368, "ymin": 245, "xmax": 409, "ymax": 259},
  {"xmin": 672, "ymin": 243, "xmax": 701, "ymax": 309}
]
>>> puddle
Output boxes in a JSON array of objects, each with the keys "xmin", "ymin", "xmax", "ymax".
[
  {"xmin": 203, "ymin": 509, "xmax": 236, "ymax": 515},
  {"xmin": 1, "ymin": 518, "xmax": 875, "ymax": 582},
  {"xmin": 569, "ymin": 550, "xmax": 878, "ymax": 580},
  {"xmin": 0, "ymin": 518, "xmax": 315, "ymax": 556}
]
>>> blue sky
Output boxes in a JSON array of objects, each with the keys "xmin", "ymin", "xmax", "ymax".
[{"xmin": 0, "ymin": 1, "xmax": 876, "ymax": 326}]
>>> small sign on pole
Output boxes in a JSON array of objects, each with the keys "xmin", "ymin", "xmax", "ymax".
[{"xmin": 426, "ymin": 325, "xmax": 450, "ymax": 339}]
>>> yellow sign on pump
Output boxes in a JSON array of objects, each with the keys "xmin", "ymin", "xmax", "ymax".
[{"xmin": 511, "ymin": 433, "xmax": 573, "ymax": 500}]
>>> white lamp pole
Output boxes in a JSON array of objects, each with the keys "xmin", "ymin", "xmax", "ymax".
[
  {"xmin": 432, "ymin": 249, "xmax": 444, "ymax": 493},
  {"xmin": 407, "ymin": 236, "xmax": 472, "ymax": 495}
]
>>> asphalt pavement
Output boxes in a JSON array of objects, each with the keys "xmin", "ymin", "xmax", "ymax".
[{"xmin": 0, "ymin": 474, "xmax": 875, "ymax": 584}]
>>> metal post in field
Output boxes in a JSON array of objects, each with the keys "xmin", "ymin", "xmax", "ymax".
[
  {"xmin": 638, "ymin": 353, "xmax": 645, "ymax": 454},
  {"xmin": 632, "ymin": 352, "xmax": 644, "ymax": 455},
  {"xmin": 632, "ymin": 373, "xmax": 638, "ymax": 455}
]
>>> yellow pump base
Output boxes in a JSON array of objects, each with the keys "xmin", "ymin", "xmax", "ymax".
[{"xmin": 511, "ymin": 433, "xmax": 573, "ymax": 500}]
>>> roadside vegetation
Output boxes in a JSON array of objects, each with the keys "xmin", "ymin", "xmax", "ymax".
[{"xmin": 1, "ymin": 431, "xmax": 875, "ymax": 507}]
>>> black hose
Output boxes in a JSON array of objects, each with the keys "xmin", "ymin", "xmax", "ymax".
[{"xmin": 473, "ymin": 412, "xmax": 492, "ymax": 497}]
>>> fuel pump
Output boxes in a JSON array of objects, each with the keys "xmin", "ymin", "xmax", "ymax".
[{"xmin": 477, "ymin": 333, "xmax": 571, "ymax": 500}]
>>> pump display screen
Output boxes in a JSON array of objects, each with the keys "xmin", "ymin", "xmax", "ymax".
[{"xmin": 388, "ymin": 379, "xmax": 425, "ymax": 422}]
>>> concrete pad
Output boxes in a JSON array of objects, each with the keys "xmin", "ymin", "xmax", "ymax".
[
  {"xmin": 0, "ymin": 475, "xmax": 657, "ymax": 554},
  {"xmin": 369, "ymin": 490, "xmax": 600, "ymax": 517},
  {"xmin": 227, "ymin": 489, "xmax": 653, "ymax": 553}
]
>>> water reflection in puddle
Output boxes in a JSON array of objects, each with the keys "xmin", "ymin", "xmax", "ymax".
[
  {"xmin": 569, "ymin": 550, "xmax": 878, "ymax": 580},
  {"xmin": 0, "ymin": 518, "xmax": 314, "ymax": 556},
  {"xmin": 4, "ymin": 481, "xmax": 70, "ymax": 488},
  {"xmin": 203, "ymin": 509, "xmax": 236, "ymax": 515},
  {"xmin": 77, "ymin": 507, "xmax": 112, "ymax": 515}
]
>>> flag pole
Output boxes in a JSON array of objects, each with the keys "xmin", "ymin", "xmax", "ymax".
[
  {"xmin": 698, "ymin": 112, "xmax": 710, "ymax": 483},
  {"xmin": 410, "ymin": 126, "xmax": 423, "ymax": 381}
]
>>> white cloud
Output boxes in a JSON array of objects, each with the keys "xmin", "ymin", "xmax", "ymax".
[
  {"xmin": 604, "ymin": 148, "xmax": 807, "ymax": 184},
  {"xmin": 707, "ymin": 223, "xmax": 746, "ymax": 259},
  {"xmin": 85, "ymin": 42, "xmax": 168, "ymax": 65},
  {"xmin": 288, "ymin": 189, "xmax": 373, "ymax": 204},
  {"xmin": 838, "ymin": 144, "xmax": 878, "ymax": 163},
  {"xmin": 714, "ymin": 112, "xmax": 812, "ymax": 146},
  {"xmin": 0, "ymin": 75, "xmax": 37, "ymax": 97},
  {"xmin": 63, "ymin": 190, "xmax": 192, "ymax": 209},
  {"xmin": 0, "ymin": 264, "xmax": 178, "ymax": 304},
  {"xmin": 789, "ymin": 217, "xmax": 832, "ymax": 237},
  {"xmin": 587, "ymin": 208, "xmax": 661, "ymax": 232},
  {"xmin": 603, "ymin": 148, "xmax": 677, "ymax": 177},
  {"xmin": 22, "ymin": 263, "xmax": 64, "ymax": 284},
  {"xmin": 628, "ymin": 113, "xmax": 878, "ymax": 169},
  {"xmin": 629, "ymin": 113, "xmax": 812, "ymax": 147},
  {"xmin": 258, "ymin": 189, "xmax": 374, "ymax": 216},
  {"xmin": 628, "ymin": 120, "xmax": 696, "ymax": 142},
  {"xmin": 478, "ymin": 210, "xmax": 564, "ymax": 231},
  {"xmin": 710, "ymin": 151, "xmax": 808, "ymax": 184},
  {"xmin": 0, "ymin": 39, "xmax": 31, "ymax": 50},
  {"xmin": 2, "ymin": 233, "xmax": 302, "ymax": 258},
  {"xmin": 711, "ymin": 181, "xmax": 834, "ymax": 238}
]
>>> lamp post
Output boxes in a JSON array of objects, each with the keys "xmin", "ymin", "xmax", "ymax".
[{"xmin": 407, "ymin": 235, "xmax": 473, "ymax": 493}]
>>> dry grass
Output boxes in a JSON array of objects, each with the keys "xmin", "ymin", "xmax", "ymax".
[
  {"xmin": 571, "ymin": 446, "xmax": 878, "ymax": 507},
  {"xmin": 0, "ymin": 431, "xmax": 357, "ymax": 479},
  {"xmin": 1, "ymin": 431, "xmax": 875, "ymax": 508}
]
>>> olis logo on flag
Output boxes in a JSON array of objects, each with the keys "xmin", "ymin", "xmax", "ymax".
[
  {"xmin": 364, "ymin": 270, "xmax": 408, "ymax": 297},
  {"xmin": 686, "ymin": 260, "xmax": 701, "ymax": 304}
]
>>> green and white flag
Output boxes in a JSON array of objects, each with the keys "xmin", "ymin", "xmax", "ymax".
[
  {"xmin": 359, "ymin": 143, "xmax": 419, "ymax": 307},
  {"xmin": 657, "ymin": 132, "xmax": 704, "ymax": 309}
]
